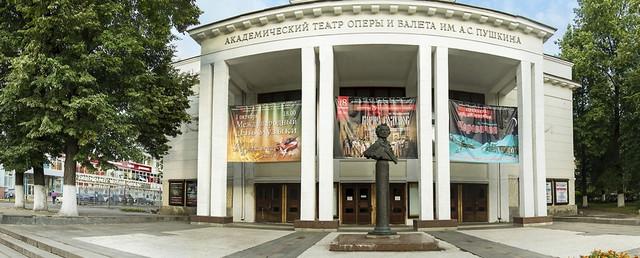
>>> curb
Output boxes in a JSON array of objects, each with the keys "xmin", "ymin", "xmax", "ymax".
[
  {"xmin": 554, "ymin": 216, "xmax": 640, "ymax": 226},
  {"xmin": 0, "ymin": 214, "xmax": 189, "ymax": 225}
]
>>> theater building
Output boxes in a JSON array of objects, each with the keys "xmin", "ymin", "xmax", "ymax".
[{"xmin": 162, "ymin": 0, "xmax": 579, "ymax": 228}]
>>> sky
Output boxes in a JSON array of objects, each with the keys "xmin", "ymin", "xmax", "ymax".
[{"xmin": 173, "ymin": 0, "xmax": 579, "ymax": 60}]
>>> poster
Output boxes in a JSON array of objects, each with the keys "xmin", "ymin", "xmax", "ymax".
[
  {"xmin": 185, "ymin": 180, "xmax": 197, "ymax": 207},
  {"xmin": 169, "ymin": 180, "xmax": 185, "ymax": 206},
  {"xmin": 449, "ymin": 100, "xmax": 519, "ymax": 163},
  {"xmin": 228, "ymin": 101, "xmax": 302, "ymax": 162},
  {"xmin": 546, "ymin": 181, "xmax": 553, "ymax": 204},
  {"xmin": 555, "ymin": 181, "xmax": 569, "ymax": 204},
  {"xmin": 335, "ymin": 96, "xmax": 417, "ymax": 159}
]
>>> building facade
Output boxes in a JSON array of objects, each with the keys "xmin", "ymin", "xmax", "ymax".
[
  {"xmin": 163, "ymin": 0, "xmax": 579, "ymax": 227},
  {"xmin": 0, "ymin": 157, "xmax": 162, "ymax": 206}
]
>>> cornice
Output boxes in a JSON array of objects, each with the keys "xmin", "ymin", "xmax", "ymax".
[
  {"xmin": 543, "ymin": 54, "xmax": 574, "ymax": 68},
  {"xmin": 189, "ymin": 1, "xmax": 556, "ymax": 44},
  {"xmin": 544, "ymin": 74, "xmax": 580, "ymax": 89}
]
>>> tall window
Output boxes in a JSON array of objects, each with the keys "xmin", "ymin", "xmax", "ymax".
[
  {"xmin": 257, "ymin": 90, "xmax": 301, "ymax": 104},
  {"xmin": 449, "ymin": 90, "xmax": 485, "ymax": 104},
  {"xmin": 340, "ymin": 87, "xmax": 405, "ymax": 97}
]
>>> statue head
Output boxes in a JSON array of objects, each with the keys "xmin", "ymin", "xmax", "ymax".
[{"xmin": 375, "ymin": 124, "xmax": 391, "ymax": 139}]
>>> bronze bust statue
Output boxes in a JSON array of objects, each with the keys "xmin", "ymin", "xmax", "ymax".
[
  {"xmin": 363, "ymin": 124, "xmax": 398, "ymax": 164},
  {"xmin": 364, "ymin": 123, "xmax": 397, "ymax": 236}
]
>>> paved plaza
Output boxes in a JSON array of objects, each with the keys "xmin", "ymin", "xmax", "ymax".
[{"xmin": 0, "ymin": 221, "xmax": 638, "ymax": 258}]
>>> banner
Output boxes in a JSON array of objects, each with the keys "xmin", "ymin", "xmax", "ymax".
[
  {"xmin": 228, "ymin": 101, "xmax": 302, "ymax": 162},
  {"xmin": 168, "ymin": 180, "xmax": 185, "ymax": 206},
  {"xmin": 449, "ymin": 100, "xmax": 518, "ymax": 163},
  {"xmin": 546, "ymin": 181, "xmax": 553, "ymax": 204},
  {"xmin": 555, "ymin": 181, "xmax": 569, "ymax": 204},
  {"xmin": 336, "ymin": 96, "xmax": 417, "ymax": 159}
]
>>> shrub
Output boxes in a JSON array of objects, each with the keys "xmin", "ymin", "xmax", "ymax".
[
  {"xmin": 581, "ymin": 250, "xmax": 639, "ymax": 258},
  {"xmin": 120, "ymin": 207, "xmax": 146, "ymax": 213}
]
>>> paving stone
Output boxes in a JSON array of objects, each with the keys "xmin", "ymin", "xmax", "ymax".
[
  {"xmin": 329, "ymin": 233, "xmax": 440, "ymax": 252},
  {"xmin": 225, "ymin": 232, "xmax": 328, "ymax": 258},
  {"xmin": 430, "ymin": 231, "xmax": 552, "ymax": 258}
]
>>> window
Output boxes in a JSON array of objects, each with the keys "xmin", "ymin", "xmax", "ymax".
[
  {"xmin": 257, "ymin": 90, "xmax": 301, "ymax": 103},
  {"xmin": 408, "ymin": 182, "xmax": 419, "ymax": 218},
  {"xmin": 449, "ymin": 90, "xmax": 485, "ymax": 104},
  {"xmin": 340, "ymin": 87, "xmax": 406, "ymax": 97}
]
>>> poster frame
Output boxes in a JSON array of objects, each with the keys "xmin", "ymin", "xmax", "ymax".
[
  {"xmin": 185, "ymin": 179, "xmax": 197, "ymax": 207},
  {"xmin": 168, "ymin": 180, "xmax": 185, "ymax": 206},
  {"xmin": 546, "ymin": 180, "xmax": 553, "ymax": 205},
  {"xmin": 553, "ymin": 179, "xmax": 570, "ymax": 205}
]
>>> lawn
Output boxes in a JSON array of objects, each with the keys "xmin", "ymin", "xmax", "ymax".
[{"xmin": 584, "ymin": 201, "xmax": 640, "ymax": 215}]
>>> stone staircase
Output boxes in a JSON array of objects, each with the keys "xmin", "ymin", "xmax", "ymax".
[{"xmin": 0, "ymin": 226, "xmax": 108, "ymax": 258}]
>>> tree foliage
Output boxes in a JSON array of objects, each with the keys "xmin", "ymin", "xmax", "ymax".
[
  {"xmin": 0, "ymin": 0, "xmax": 201, "ymax": 215},
  {"xmin": 0, "ymin": 2, "xmax": 51, "ymax": 175},
  {"xmin": 560, "ymin": 0, "xmax": 640, "ymax": 197}
]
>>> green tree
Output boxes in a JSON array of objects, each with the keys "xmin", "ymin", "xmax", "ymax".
[
  {"xmin": 560, "ymin": 0, "xmax": 640, "ymax": 206},
  {"xmin": 0, "ymin": 2, "xmax": 50, "ymax": 210},
  {"xmin": 0, "ymin": 1, "xmax": 200, "ymax": 216}
]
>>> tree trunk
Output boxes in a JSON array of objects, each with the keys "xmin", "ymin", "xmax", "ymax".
[
  {"xmin": 59, "ymin": 141, "xmax": 79, "ymax": 216},
  {"xmin": 617, "ymin": 193, "xmax": 625, "ymax": 208},
  {"xmin": 580, "ymin": 149, "xmax": 588, "ymax": 208},
  {"xmin": 32, "ymin": 164, "xmax": 47, "ymax": 211},
  {"xmin": 14, "ymin": 171, "xmax": 24, "ymax": 209}
]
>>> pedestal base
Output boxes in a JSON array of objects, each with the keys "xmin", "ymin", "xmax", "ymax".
[
  {"xmin": 368, "ymin": 227, "xmax": 397, "ymax": 236},
  {"xmin": 329, "ymin": 233, "xmax": 441, "ymax": 252},
  {"xmin": 365, "ymin": 234, "xmax": 400, "ymax": 239}
]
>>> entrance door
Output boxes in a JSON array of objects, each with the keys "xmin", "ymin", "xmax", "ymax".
[
  {"xmin": 285, "ymin": 184, "xmax": 300, "ymax": 223},
  {"xmin": 450, "ymin": 183, "xmax": 488, "ymax": 223},
  {"xmin": 451, "ymin": 184, "xmax": 461, "ymax": 221},
  {"xmin": 255, "ymin": 184, "xmax": 282, "ymax": 223},
  {"xmin": 341, "ymin": 184, "xmax": 372, "ymax": 225},
  {"xmin": 389, "ymin": 183, "xmax": 406, "ymax": 224},
  {"xmin": 462, "ymin": 184, "xmax": 488, "ymax": 222}
]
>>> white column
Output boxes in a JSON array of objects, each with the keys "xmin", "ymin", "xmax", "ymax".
[
  {"xmin": 232, "ymin": 164, "xmax": 243, "ymax": 222},
  {"xmin": 196, "ymin": 63, "xmax": 213, "ymax": 216},
  {"xmin": 499, "ymin": 168, "xmax": 510, "ymax": 222},
  {"xmin": 418, "ymin": 44, "xmax": 434, "ymax": 221},
  {"xmin": 517, "ymin": 61, "xmax": 535, "ymax": 218},
  {"xmin": 532, "ymin": 61, "xmax": 548, "ymax": 217},
  {"xmin": 434, "ymin": 46, "xmax": 451, "ymax": 220},
  {"xmin": 318, "ymin": 45, "xmax": 334, "ymax": 221},
  {"xmin": 210, "ymin": 61, "xmax": 230, "ymax": 217},
  {"xmin": 488, "ymin": 164, "xmax": 499, "ymax": 222},
  {"xmin": 300, "ymin": 47, "xmax": 317, "ymax": 221}
]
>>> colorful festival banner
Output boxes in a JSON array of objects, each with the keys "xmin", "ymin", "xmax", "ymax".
[
  {"xmin": 228, "ymin": 101, "xmax": 302, "ymax": 162},
  {"xmin": 449, "ymin": 100, "xmax": 519, "ymax": 163},
  {"xmin": 336, "ymin": 96, "xmax": 418, "ymax": 159}
]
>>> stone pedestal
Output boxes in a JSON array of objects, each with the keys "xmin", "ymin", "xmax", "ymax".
[
  {"xmin": 329, "ymin": 233, "xmax": 441, "ymax": 252},
  {"xmin": 369, "ymin": 160, "xmax": 395, "ymax": 236}
]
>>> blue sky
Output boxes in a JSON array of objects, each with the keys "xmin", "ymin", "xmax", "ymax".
[{"xmin": 173, "ymin": 0, "xmax": 578, "ymax": 60}]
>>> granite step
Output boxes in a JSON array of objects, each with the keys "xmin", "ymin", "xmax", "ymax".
[
  {"xmin": 0, "ymin": 226, "xmax": 107, "ymax": 258},
  {"xmin": 0, "ymin": 232, "xmax": 60, "ymax": 258},
  {"xmin": 0, "ymin": 241, "xmax": 27, "ymax": 258},
  {"xmin": 226, "ymin": 222, "xmax": 295, "ymax": 231}
]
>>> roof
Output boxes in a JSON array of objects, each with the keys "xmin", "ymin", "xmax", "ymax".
[{"xmin": 188, "ymin": 0, "xmax": 557, "ymax": 36}]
